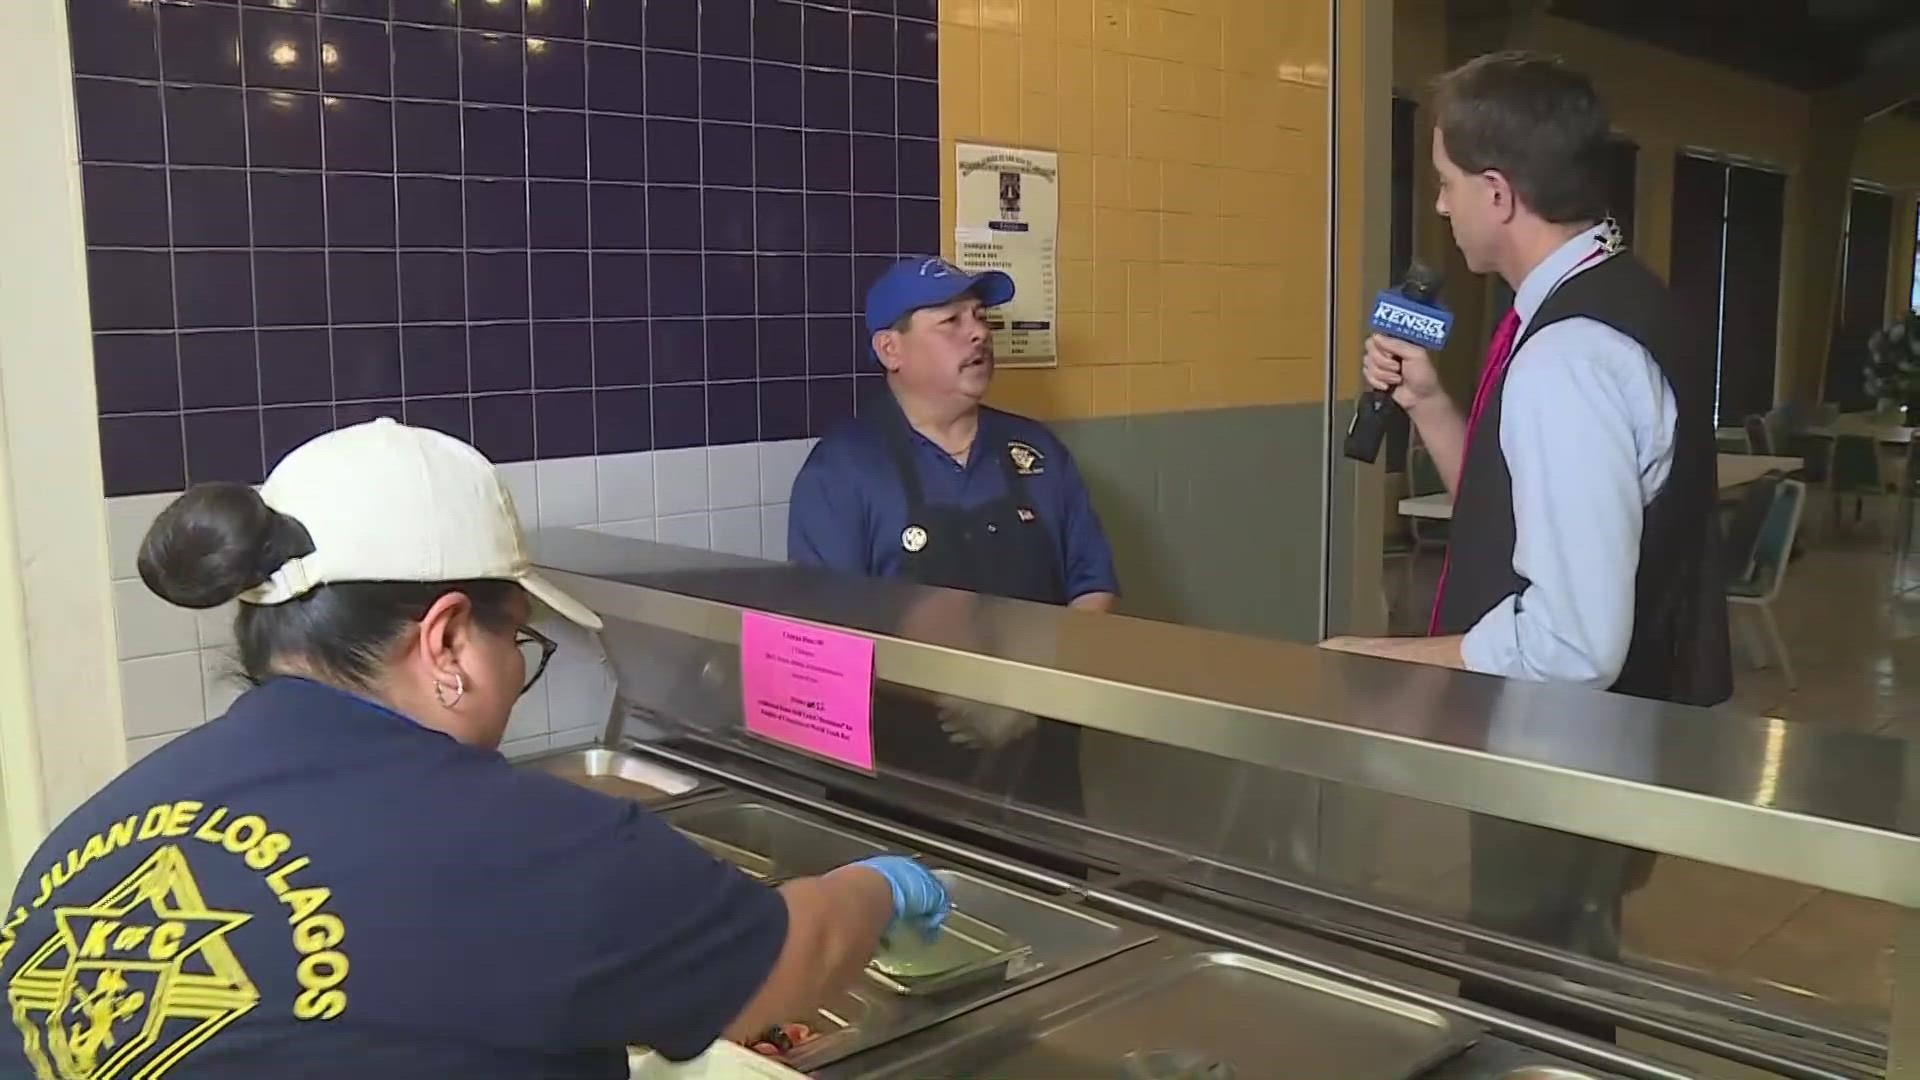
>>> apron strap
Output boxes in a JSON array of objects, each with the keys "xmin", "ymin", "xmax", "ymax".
[{"xmin": 877, "ymin": 404, "xmax": 932, "ymax": 514}]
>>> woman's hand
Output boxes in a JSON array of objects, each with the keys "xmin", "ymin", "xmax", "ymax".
[
  {"xmin": 852, "ymin": 856, "xmax": 949, "ymax": 939},
  {"xmin": 725, "ymin": 858, "xmax": 932, "ymax": 1044}
]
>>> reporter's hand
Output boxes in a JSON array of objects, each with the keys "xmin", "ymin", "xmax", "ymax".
[
  {"xmin": 1318, "ymin": 635, "xmax": 1384, "ymax": 657},
  {"xmin": 935, "ymin": 696, "xmax": 1038, "ymax": 750},
  {"xmin": 852, "ymin": 856, "xmax": 949, "ymax": 939},
  {"xmin": 1363, "ymin": 334, "xmax": 1443, "ymax": 411}
]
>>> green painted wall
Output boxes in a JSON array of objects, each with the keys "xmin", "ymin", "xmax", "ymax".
[{"xmin": 1054, "ymin": 403, "xmax": 1329, "ymax": 643}]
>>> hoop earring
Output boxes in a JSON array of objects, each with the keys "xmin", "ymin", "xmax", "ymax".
[{"xmin": 433, "ymin": 671, "xmax": 466, "ymax": 709}]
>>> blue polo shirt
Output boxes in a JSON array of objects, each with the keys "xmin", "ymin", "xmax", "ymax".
[
  {"xmin": 787, "ymin": 399, "xmax": 1119, "ymax": 602},
  {"xmin": 0, "ymin": 678, "xmax": 785, "ymax": 1078}
]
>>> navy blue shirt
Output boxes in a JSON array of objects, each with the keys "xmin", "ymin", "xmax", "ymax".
[
  {"xmin": 0, "ymin": 678, "xmax": 785, "ymax": 1078},
  {"xmin": 787, "ymin": 401, "xmax": 1120, "ymax": 601}
]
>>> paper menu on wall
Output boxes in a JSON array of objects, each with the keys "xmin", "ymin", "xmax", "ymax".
[
  {"xmin": 954, "ymin": 142, "xmax": 1059, "ymax": 367},
  {"xmin": 739, "ymin": 611, "xmax": 876, "ymax": 772}
]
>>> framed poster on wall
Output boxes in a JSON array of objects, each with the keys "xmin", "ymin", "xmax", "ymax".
[{"xmin": 953, "ymin": 142, "xmax": 1059, "ymax": 368}]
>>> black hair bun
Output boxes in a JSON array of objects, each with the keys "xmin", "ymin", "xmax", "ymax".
[{"xmin": 137, "ymin": 483, "xmax": 314, "ymax": 609}]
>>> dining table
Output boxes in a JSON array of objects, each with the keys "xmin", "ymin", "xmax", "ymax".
[
  {"xmin": 1397, "ymin": 453, "xmax": 1805, "ymax": 522},
  {"xmin": 1802, "ymin": 415, "xmax": 1915, "ymax": 445}
]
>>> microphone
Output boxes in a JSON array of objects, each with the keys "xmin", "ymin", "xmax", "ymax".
[{"xmin": 1343, "ymin": 262, "xmax": 1452, "ymax": 464}]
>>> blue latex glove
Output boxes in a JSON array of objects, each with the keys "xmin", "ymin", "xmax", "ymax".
[{"xmin": 853, "ymin": 856, "xmax": 949, "ymax": 938}]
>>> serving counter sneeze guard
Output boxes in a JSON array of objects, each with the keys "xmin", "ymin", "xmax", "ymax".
[{"xmin": 526, "ymin": 527, "xmax": 1920, "ymax": 1080}]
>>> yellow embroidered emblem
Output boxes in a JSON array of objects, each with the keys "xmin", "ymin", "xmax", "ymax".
[
  {"xmin": 8, "ymin": 846, "xmax": 257, "ymax": 1079},
  {"xmin": 1007, "ymin": 441, "xmax": 1044, "ymax": 475}
]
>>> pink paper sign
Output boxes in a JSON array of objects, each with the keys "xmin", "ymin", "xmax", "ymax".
[{"xmin": 739, "ymin": 611, "xmax": 876, "ymax": 771}]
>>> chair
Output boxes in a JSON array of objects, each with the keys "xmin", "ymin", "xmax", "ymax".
[
  {"xmin": 1788, "ymin": 433, "xmax": 1831, "ymax": 484},
  {"xmin": 1385, "ymin": 441, "xmax": 1452, "ymax": 626},
  {"xmin": 1827, "ymin": 434, "xmax": 1884, "ymax": 532},
  {"xmin": 1406, "ymin": 443, "xmax": 1450, "ymax": 555},
  {"xmin": 1722, "ymin": 473, "xmax": 1784, "ymax": 585},
  {"xmin": 1742, "ymin": 414, "xmax": 1772, "ymax": 455},
  {"xmin": 1728, "ymin": 479, "xmax": 1805, "ymax": 690}
]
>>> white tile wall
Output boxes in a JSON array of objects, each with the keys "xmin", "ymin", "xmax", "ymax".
[
  {"xmin": 596, "ymin": 453, "xmax": 655, "ymax": 521},
  {"xmin": 534, "ymin": 457, "xmax": 598, "ymax": 527},
  {"xmin": 760, "ymin": 504, "xmax": 791, "ymax": 562},
  {"xmin": 105, "ymin": 491, "xmax": 174, "ymax": 580},
  {"xmin": 112, "ymin": 580, "xmax": 199, "ymax": 659},
  {"xmin": 654, "ymin": 446, "xmax": 711, "ymax": 515},
  {"xmin": 102, "ymin": 440, "xmax": 815, "ymax": 764},
  {"xmin": 126, "ymin": 732, "xmax": 180, "ymax": 763},
  {"xmin": 707, "ymin": 443, "xmax": 760, "ymax": 509},
  {"xmin": 655, "ymin": 512, "xmax": 712, "ymax": 550},
  {"xmin": 710, "ymin": 506, "xmax": 762, "ymax": 557},
  {"xmin": 758, "ymin": 440, "xmax": 812, "ymax": 505},
  {"xmin": 118, "ymin": 652, "xmax": 205, "ymax": 738}
]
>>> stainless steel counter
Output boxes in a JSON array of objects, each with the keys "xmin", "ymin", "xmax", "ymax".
[
  {"xmin": 526, "ymin": 530, "xmax": 1916, "ymax": 1078},
  {"xmin": 531, "ymin": 527, "xmax": 1918, "ymax": 906},
  {"xmin": 647, "ymin": 788, "xmax": 1157, "ymax": 1071},
  {"xmin": 529, "ymin": 746, "xmax": 1653, "ymax": 1080},
  {"xmin": 821, "ymin": 941, "xmax": 1622, "ymax": 1080}
]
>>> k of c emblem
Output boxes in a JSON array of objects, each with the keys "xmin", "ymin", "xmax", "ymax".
[
  {"xmin": 1007, "ymin": 441, "xmax": 1044, "ymax": 476},
  {"xmin": 901, "ymin": 525, "xmax": 929, "ymax": 553},
  {"xmin": 9, "ymin": 846, "xmax": 258, "ymax": 1080}
]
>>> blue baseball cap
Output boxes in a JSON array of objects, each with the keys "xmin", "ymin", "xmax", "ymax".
[{"xmin": 863, "ymin": 256, "xmax": 1015, "ymax": 335}]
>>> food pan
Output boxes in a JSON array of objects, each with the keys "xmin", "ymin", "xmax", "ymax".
[
  {"xmin": 861, "ymin": 949, "xmax": 1476, "ymax": 1078},
  {"xmin": 525, "ymin": 748, "xmax": 704, "ymax": 806},
  {"xmin": 680, "ymin": 832, "xmax": 778, "ymax": 881},
  {"xmin": 665, "ymin": 801, "xmax": 887, "ymax": 881},
  {"xmin": 865, "ymin": 907, "xmax": 1031, "ymax": 996}
]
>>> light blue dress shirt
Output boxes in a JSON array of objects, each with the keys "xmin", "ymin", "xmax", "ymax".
[{"xmin": 1458, "ymin": 225, "xmax": 1680, "ymax": 688}]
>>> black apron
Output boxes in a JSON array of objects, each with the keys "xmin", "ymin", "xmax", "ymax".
[{"xmin": 871, "ymin": 409, "xmax": 1085, "ymax": 815}]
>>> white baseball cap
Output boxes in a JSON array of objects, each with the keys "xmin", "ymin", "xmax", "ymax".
[{"xmin": 239, "ymin": 418, "xmax": 602, "ymax": 630}]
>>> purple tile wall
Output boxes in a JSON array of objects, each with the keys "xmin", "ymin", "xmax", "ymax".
[{"xmin": 71, "ymin": 0, "xmax": 939, "ymax": 496}]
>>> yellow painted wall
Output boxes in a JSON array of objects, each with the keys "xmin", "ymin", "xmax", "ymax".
[
  {"xmin": 1857, "ymin": 115, "xmax": 1920, "ymax": 191},
  {"xmin": 1391, "ymin": 5, "xmax": 1920, "ymax": 403},
  {"xmin": 940, "ymin": 0, "xmax": 1331, "ymax": 421},
  {"xmin": 1860, "ymin": 115, "xmax": 1920, "ymax": 321},
  {"xmin": 1523, "ymin": 18, "xmax": 1813, "ymax": 179},
  {"xmin": 1395, "ymin": 10, "xmax": 1814, "ymax": 261}
]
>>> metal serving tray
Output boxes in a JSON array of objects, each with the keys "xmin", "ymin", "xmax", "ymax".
[
  {"xmin": 524, "ymin": 748, "xmax": 706, "ymax": 806},
  {"xmin": 866, "ymin": 904, "xmax": 1032, "ymax": 996},
  {"xmin": 790, "ymin": 866, "xmax": 1154, "ymax": 1072},
  {"xmin": 664, "ymin": 801, "xmax": 887, "ymax": 881},
  {"xmin": 856, "ymin": 950, "xmax": 1477, "ymax": 1079},
  {"xmin": 739, "ymin": 985, "xmax": 878, "ymax": 1061},
  {"xmin": 682, "ymin": 833, "xmax": 778, "ymax": 881}
]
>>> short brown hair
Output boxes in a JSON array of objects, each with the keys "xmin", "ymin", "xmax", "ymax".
[{"xmin": 1431, "ymin": 51, "xmax": 1611, "ymax": 224}]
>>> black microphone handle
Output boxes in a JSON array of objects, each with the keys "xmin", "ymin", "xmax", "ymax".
[{"xmin": 1343, "ymin": 387, "xmax": 1403, "ymax": 464}]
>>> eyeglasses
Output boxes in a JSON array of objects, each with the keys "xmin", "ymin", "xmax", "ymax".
[{"xmin": 516, "ymin": 627, "xmax": 557, "ymax": 695}]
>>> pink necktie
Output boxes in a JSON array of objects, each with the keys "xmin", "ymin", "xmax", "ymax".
[{"xmin": 1427, "ymin": 307, "xmax": 1521, "ymax": 636}]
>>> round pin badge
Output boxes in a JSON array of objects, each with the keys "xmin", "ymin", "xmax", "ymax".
[{"xmin": 901, "ymin": 525, "xmax": 928, "ymax": 552}]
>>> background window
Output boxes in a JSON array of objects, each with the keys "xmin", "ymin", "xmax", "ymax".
[
  {"xmin": 1825, "ymin": 184, "xmax": 1893, "ymax": 409},
  {"xmin": 1669, "ymin": 154, "xmax": 1787, "ymax": 425},
  {"xmin": 1910, "ymin": 201, "xmax": 1920, "ymax": 313}
]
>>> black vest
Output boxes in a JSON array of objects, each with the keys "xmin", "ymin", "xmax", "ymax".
[{"xmin": 1434, "ymin": 254, "xmax": 1732, "ymax": 707}]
